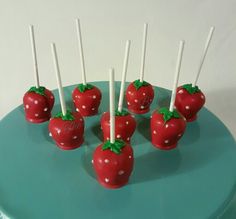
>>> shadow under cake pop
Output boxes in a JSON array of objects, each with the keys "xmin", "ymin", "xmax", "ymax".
[{"xmin": 136, "ymin": 115, "xmax": 151, "ymax": 142}]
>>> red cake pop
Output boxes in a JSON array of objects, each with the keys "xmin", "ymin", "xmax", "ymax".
[
  {"xmin": 23, "ymin": 25, "xmax": 54, "ymax": 123},
  {"xmin": 93, "ymin": 69, "xmax": 134, "ymax": 189},
  {"xmin": 72, "ymin": 19, "xmax": 102, "ymax": 116},
  {"xmin": 101, "ymin": 41, "xmax": 136, "ymax": 143},
  {"xmin": 49, "ymin": 43, "xmax": 84, "ymax": 150},
  {"xmin": 151, "ymin": 41, "xmax": 186, "ymax": 150},
  {"xmin": 175, "ymin": 27, "xmax": 215, "ymax": 122},
  {"xmin": 126, "ymin": 23, "xmax": 154, "ymax": 114}
]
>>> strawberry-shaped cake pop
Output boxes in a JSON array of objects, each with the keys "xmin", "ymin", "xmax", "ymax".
[
  {"xmin": 126, "ymin": 80, "xmax": 154, "ymax": 114},
  {"xmin": 151, "ymin": 41, "xmax": 186, "ymax": 150},
  {"xmin": 72, "ymin": 19, "xmax": 102, "ymax": 116},
  {"xmin": 94, "ymin": 68, "xmax": 133, "ymax": 189},
  {"xmin": 101, "ymin": 110, "xmax": 136, "ymax": 143},
  {"xmin": 23, "ymin": 25, "xmax": 55, "ymax": 123},
  {"xmin": 23, "ymin": 86, "xmax": 54, "ymax": 123},
  {"xmin": 49, "ymin": 110, "xmax": 84, "ymax": 150},
  {"xmin": 50, "ymin": 43, "xmax": 84, "ymax": 150},
  {"xmin": 93, "ymin": 139, "xmax": 133, "ymax": 189},
  {"xmin": 126, "ymin": 23, "xmax": 154, "ymax": 114},
  {"xmin": 175, "ymin": 27, "xmax": 215, "ymax": 122},
  {"xmin": 151, "ymin": 107, "xmax": 186, "ymax": 150},
  {"xmin": 175, "ymin": 84, "xmax": 205, "ymax": 122},
  {"xmin": 72, "ymin": 84, "xmax": 101, "ymax": 116}
]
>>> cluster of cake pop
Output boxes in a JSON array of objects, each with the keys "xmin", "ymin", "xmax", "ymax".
[{"xmin": 23, "ymin": 20, "xmax": 215, "ymax": 189}]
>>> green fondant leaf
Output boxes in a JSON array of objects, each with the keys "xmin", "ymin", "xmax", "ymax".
[
  {"xmin": 182, "ymin": 84, "xmax": 201, "ymax": 94},
  {"xmin": 28, "ymin": 86, "xmax": 46, "ymax": 96},
  {"xmin": 102, "ymin": 139, "xmax": 126, "ymax": 154},
  {"xmin": 133, "ymin": 79, "xmax": 149, "ymax": 90},
  {"xmin": 115, "ymin": 109, "xmax": 129, "ymax": 116},
  {"xmin": 77, "ymin": 83, "xmax": 94, "ymax": 93},
  {"xmin": 158, "ymin": 107, "xmax": 181, "ymax": 123},
  {"xmin": 54, "ymin": 109, "xmax": 75, "ymax": 121}
]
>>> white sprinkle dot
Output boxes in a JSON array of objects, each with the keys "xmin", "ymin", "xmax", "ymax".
[
  {"xmin": 92, "ymin": 108, "xmax": 95, "ymax": 111},
  {"xmin": 104, "ymin": 159, "xmax": 109, "ymax": 163},
  {"xmin": 127, "ymin": 102, "xmax": 131, "ymax": 105},
  {"xmin": 118, "ymin": 170, "xmax": 125, "ymax": 175},
  {"xmin": 184, "ymin": 117, "xmax": 187, "ymax": 121},
  {"xmin": 76, "ymin": 108, "xmax": 79, "ymax": 112},
  {"xmin": 82, "ymin": 105, "xmax": 86, "ymax": 109},
  {"xmin": 57, "ymin": 129, "xmax": 61, "ymax": 134},
  {"xmin": 201, "ymin": 95, "xmax": 205, "ymax": 99},
  {"xmin": 127, "ymin": 137, "xmax": 130, "ymax": 141},
  {"xmin": 106, "ymin": 137, "xmax": 110, "ymax": 140},
  {"xmin": 178, "ymin": 134, "xmax": 182, "ymax": 137},
  {"xmin": 128, "ymin": 91, "xmax": 132, "ymax": 94},
  {"xmin": 73, "ymin": 136, "xmax": 78, "ymax": 139},
  {"xmin": 141, "ymin": 106, "xmax": 145, "ymax": 109},
  {"xmin": 143, "ymin": 93, "xmax": 146, "ymax": 96},
  {"xmin": 91, "ymin": 160, "xmax": 94, "ymax": 164},
  {"xmin": 185, "ymin": 106, "xmax": 190, "ymax": 110},
  {"xmin": 93, "ymin": 95, "xmax": 96, "ymax": 99},
  {"xmin": 164, "ymin": 140, "xmax": 169, "ymax": 144},
  {"xmin": 105, "ymin": 178, "xmax": 109, "ymax": 183},
  {"xmin": 44, "ymin": 108, "xmax": 48, "ymax": 112},
  {"xmin": 80, "ymin": 118, "xmax": 83, "ymax": 122},
  {"xmin": 49, "ymin": 132, "xmax": 52, "ymax": 137},
  {"xmin": 35, "ymin": 113, "xmax": 39, "ymax": 117},
  {"xmin": 61, "ymin": 143, "xmax": 64, "ymax": 145},
  {"xmin": 129, "ymin": 155, "xmax": 132, "ymax": 159},
  {"xmin": 117, "ymin": 134, "xmax": 121, "ymax": 138},
  {"xmin": 50, "ymin": 96, "xmax": 54, "ymax": 99},
  {"xmin": 126, "ymin": 121, "xmax": 129, "ymax": 125},
  {"xmin": 153, "ymin": 130, "xmax": 157, "ymax": 134},
  {"xmin": 34, "ymin": 100, "xmax": 38, "ymax": 104},
  {"xmin": 165, "ymin": 124, "xmax": 169, "ymax": 128},
  {"xmin": 150, "ymin": 116, "xmax": 152, "ymax": 118},
  {"xmin": 26, "ymin": 104, "xmax": 29, "ymax": 109},
  {"xmin": 134, "ymin": 99, "xmax": 138, "ymax": 103},
  {"xmin": 131, "ymin": 115, "xmax": 135, "ymax": 118},
  {"xmin": 178, "ymin": 89, "xmax": 184, "ymax": 94}
]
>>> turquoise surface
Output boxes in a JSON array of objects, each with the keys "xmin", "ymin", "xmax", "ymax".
[{"xmin": 0, "ymin": 81, "xmax": 236, "ymax": 219}]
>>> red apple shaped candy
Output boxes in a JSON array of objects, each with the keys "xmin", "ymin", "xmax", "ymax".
[
  {"xmin": 72, "ymin": 83, "xmax": 102, "ymax": 117},
  {"xmin": 49, "ymin": 110, "xmax": 84, "ymax": 150},
  {"xmin": 101, "ymin": 109, "xmax": 136, "ymax": 143},
  {"xmin": 126, "ymin": 79, "xmax": 154, "ymax": 114},
  {"xmin": 151, "ymin": 107, "xmax": 186, "ymax": 150},
  {"xmin": 93, "ymin": 139, "xmax": 134, "ymax": 189},
  {"xmin": 23, "ymin": 86, "xmax": 55, "ymax": 123},
  {"xmin": 175, "ymin": 84, "xmax": 205, "ymax": 122}
]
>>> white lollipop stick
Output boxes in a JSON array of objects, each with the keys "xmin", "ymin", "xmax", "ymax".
[
  {"xmin": 51, "ymin": 43, "xmax": 67, "ymax": 116},
  {"xmin": 109, "ymin": 68, "xmax": 115, "ymax": 144},
  {"xmin": 193, "ymin": 26, "xmax": 215, "ymax": 87},
  {"xmin": 29, "ymin": 25, "xmax": 40, "ymax": 88},
  {"xmin": 118, "ymin": 40, "xmax": 131, "ymax": 112},
  {"xmin": 169, "ymin": 41, "xmax": 185, "ymax": 112},
  {"xmin": 139, "ymin": 23, "xmax": 148, "ymax": 82},
  {"xmin": 76, "ymin": 18, "xmax": 87, "ymax": 85}
]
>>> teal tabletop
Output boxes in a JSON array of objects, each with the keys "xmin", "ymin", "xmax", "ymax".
[{"xmin": 0, "ymin": 82, "xmax": 236, "ymax": 219}]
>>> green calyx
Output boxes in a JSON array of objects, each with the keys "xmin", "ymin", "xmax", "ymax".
[
  {"xmin": 77, "ymin": 83, "xmax": 94, "ymax": 93},
  {"xmin": 133, "ymin": 79, "xmax": 149, "ymax": 90},
  {"xmin": 182, "ymin": 84, "xmax": 200, "ymax": 94},
  {"xmin": 54, "ymin": 110, "xmax": 75, "ymax": 121},
  {"xmin": 102, "ymin": 139, "xmax": 126, "ymax": 154},
  {"xmin": 28, "ymin": 86, "xmax": 46, "ymax": 96},
  {"xmin": 158, "ymin": 107, "xmax": 181, "ymax": 123},
  {"xmin": 115, "ymin": 109, "xmax": 129, "ymax": 116}
]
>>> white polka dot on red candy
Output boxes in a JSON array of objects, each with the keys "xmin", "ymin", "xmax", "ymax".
[
  {"xmin": 118, "ymin": 170, "xmax": 125, "ymax": 175},
  {"xmin": 105, "ymin": 178, "xmax": 109, "ymax": 183}
]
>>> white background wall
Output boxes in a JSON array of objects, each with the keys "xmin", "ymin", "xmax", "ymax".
[{"xmin": 0, "ymin": 0, "xmax": 235, "ymax": 137}]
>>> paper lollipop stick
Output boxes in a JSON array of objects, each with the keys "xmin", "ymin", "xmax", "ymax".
[
  {"xmin": 169, "ymin": 40, "xmax": 185, "ymax": 112},
  {"xmin": 51, "ymin": 43, "xmax": 67, "ymax": 116},
  {"xmin": 118, "ymin": 40, "xmax": 131, "ymax": 112},
  {"xmin": 76, "ymin": 18, "xmax": 87, "ymax": 85},
  {"xmin": 139, "ymin": 23, "xmax": 148, "ymax": 83},
  {"xmin": 109, "ymin": 68, "xmax": 115, "ymax": 144},
  {"xmin": 29, "ymin": 25, "xmax": 40, "ymax": 88},
  {"xmin": 193, "ymin": 26, "xmax": 215, "ymax": 87}
]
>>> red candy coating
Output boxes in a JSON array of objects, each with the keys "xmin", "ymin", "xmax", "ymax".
[
  {"xmin": 72, "ymin": 85, "xmax": 102, "ymax": 117},
  {"xmin": 93, "ymin": 142, "xmax": 134, "ymax": 189},
  {"xmin": 23, "ymin": 87, "xmax": 55, "ymax": 123},
  {"xmin": 48, "ymin": 112, "xmax": 84, "ymax": 150},
  {"xmin": 175, "ymin": 85, "xmax": 205, "ymax": 122},
  {"xmin": 126, "ymin": 80, "xmax": 154, "ymax": 114},
  {"xmin": 151, "ymin": 110, "xmax": 186, "ymax": 150},
  {"xmin": 101, "ymin": 112, "xmax": 136, "ymax": 143}
]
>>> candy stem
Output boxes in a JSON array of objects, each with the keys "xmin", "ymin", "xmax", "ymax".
[
  {"xmin": 109, "ymin": 68, "xmax": 115, "ymax": 144},
  {"xmin": 193, "ymin": 26, "xmax": 215, "ymax": 87},
  {"xmin": 169, "ymin": 40, "xmax": 185, "ymax": 112},
  {"xmin": 76, "ymin": 18, "xmax": 87, "ymax": 86},
  {"xmin": 51, "ymin": 43, "xmax": 67, "ymax": 116},
  {"xmin": 29, "ymin": 25, "xmax": 40, "ymax": 88},
  {"xmin": 139, "ymin": 23, "xmax": 148, "ymax": 83},
  {"xmin": 118, "ymin": 40, "xmax": 131, "ymax": 112}
]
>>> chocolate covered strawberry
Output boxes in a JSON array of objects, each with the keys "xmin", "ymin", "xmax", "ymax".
[
  {"xmin": 126, "ymin": 79, "xmax": 154, "ymax": 114},
  {"xmin": 151, "ymin": 107, "xmax": 186, "ymax": 150},
  {"xmin": 49, "ymin": 110, "xmax": 84, "ymax": 150},
  {"xmin": 175, "ymin": 84, "xmax": 205, "ymax": 122},
  {"xmin": 23, "ymin": 86, "xmax": 55, "ymax": 123},
  {"xmin": 101, "ymin": 109, "xmax": 136, "ymax": 143},
  {"xmin": 72, "ymin": 83, "xmax": 102, "ymax": 117},
  {"xmin": 93, "ymin": 139, "xmax": 134, "ymax": 189}
]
